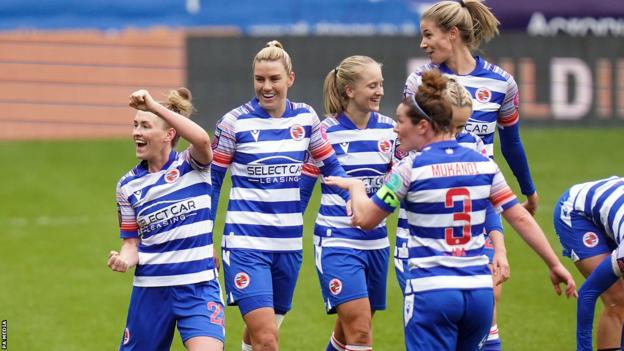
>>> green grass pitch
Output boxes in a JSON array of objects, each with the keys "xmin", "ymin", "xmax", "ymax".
[{"xmin": 1, "ymin": 128, "xmax": 622, "ymax": 350}]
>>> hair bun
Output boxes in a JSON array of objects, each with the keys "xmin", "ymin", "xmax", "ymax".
[
  {"xmin": 176, "ymin": 87, "xmax": 192, "ymax": 102},
  {"xmin": 419, "ymin": 70, "xmax": 447, "ymax": 99},
  {"xmin": 265, "ymin": 40, "xmax": 284, "ymax": 49}
]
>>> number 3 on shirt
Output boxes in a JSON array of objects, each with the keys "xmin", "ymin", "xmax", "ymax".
[{"xmin": 444, "ymin": 188, "xmax": 471, "ymax": 245}]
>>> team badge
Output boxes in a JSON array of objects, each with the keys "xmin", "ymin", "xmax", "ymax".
[
  {"xmin": 290, "ymin": 124, "xmax": 305, "ymax": 141},
  {"xmin": 123, "ymin": 327, "xmax": 131, "ymax": 345},
  {"xmin": 475, "ymin": 87, "xmax": 492, "ymax": 103},
  {"xmin": 582, "ymin": 232, "xmax": 599, "ymax": 248},
  {"xmin": 378, "ymin": 139, "xmax": 392, "ymax": 153},
  {"xmin": 165, "ymin": 169, "xmax": 180, "ymax": 183},
  {"xmin": 328, "ymin": 278, "xmax": 342, "ymax": 296},
  {"xmin": 234, "ymin": 272, "xmax": 250, "ymax": 289}
]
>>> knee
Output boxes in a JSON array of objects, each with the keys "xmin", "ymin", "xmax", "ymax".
[
  {"xmin": 252, "ymin": 329, "xmax": 279, "ymax": 350},
  {"xmin": 343, "ymin": 317, "xmax": 372, "ymax": 345},
  {"xmin": 601, "ymin": 285, "xmax": 624, "ymax": 320}
]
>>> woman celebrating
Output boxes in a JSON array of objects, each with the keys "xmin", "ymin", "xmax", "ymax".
[
  {"xmin": 300, "ymin": 55, "xmax": 395, "ymax": 351},
  {"xmin": 109, "ymin": 88, "xmax": 223, "ymax": 351},
  {"xmin": 210, "ymin": 41, "xmax": 347, "ymax": 351},
  {"xmin": 404, "ymin": 1, "xmax": 538, "ymax": 348},
  {"xmin": 326, "ymin": 70, "xmax": 576, "ymax": 351}
]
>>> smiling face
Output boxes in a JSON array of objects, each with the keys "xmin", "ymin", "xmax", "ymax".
[
  {"xmin": 345, "ymin": 62, "xmax": 384, "ymax": 114},
  {"xmin": 420, "ymin": 19, "xmax": 454, "ymax": 65},
  {"xmin": 132, "ymin": 111, "xmax": 173, "ymax": 161},
  {"xmin": 253, "ymin": 60, "xmax": 295, "ymax": 118}
]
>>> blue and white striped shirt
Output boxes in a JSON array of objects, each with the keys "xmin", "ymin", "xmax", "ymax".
[
  {"xmin": 376, "ymin": 140, "xmax": 518, "ymax": 293},
  {"xmin": 116, "ymin": 149, "xmax": 216, "ymax": 287},
  {"xmin": 303, "ymin": 112, "xmax": 398, "ymax": 250}
]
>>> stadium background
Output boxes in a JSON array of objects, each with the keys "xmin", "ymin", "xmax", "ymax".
[{"xmin": 1, "ymin": 0, "xmax": 623, "ymax": 350}]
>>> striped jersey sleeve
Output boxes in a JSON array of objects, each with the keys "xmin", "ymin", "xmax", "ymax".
[
  {"xmin": 212, "ymin": 104, "xmax": 253, "ymax": 169},
  {"xmin": 117, "ymin": 177, "xmax": 139, "ymax": 237},
  {"xmin": 488, "ymin": 162, "xmax": 518, "ymax": 212},
  {"xmin": 308, "ymin": 108, "xmax": 336, "ymax": 162},
  {"xmin": 497, "ymin": 74, "xmax": 520, "ymax": 128}
]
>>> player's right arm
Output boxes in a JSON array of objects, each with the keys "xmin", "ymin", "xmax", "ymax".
[
  {"xmin": 325, "ymin": 154, "xmax": 413, "ymax": 230},
  {"xmin": 210, "ymin": 115, "xmax": 236, "ymax": 219},
  {"xmin": 108, "ymin": 238, "xmax": 139, "ymax": 273},
  {"xmin": 110, "ymin": 183, "xmax": 140, "ymax": 273}
]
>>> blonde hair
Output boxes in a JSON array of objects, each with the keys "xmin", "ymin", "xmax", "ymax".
[
  {"xmin": 445, "ymin": 78, "xmax": 473, "ymax": 130},
  {"xmin": 445, "ymin": 77, "xmax": 472, "ymax": 110},
  {"xmin": 422, "ymin": 0, "xmax": 500, "ymax": 50},
  {"xmin": 252, "ymin": 40, "xmax": 293, "ymax": 74},
  {"xmin": 323, "ymin": 55, "xmax": 381, "ymax": 116},
  {"xmin": 160, "ymin": 87, "xmax": 193, "ymax": 147}
]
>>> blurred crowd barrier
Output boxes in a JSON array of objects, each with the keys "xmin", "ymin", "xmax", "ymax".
[
  {"xmin": 0, "ymin": 1, "xmax": 622, "ymax": 140},
  {"xmin": 188, "ymin": 35, "xmax": 624, "ymax": 130}
]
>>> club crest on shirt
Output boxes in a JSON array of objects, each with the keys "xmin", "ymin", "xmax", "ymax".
[
  {"xmin": 582, "ymin": 232, "xmax": 599, "ymax": 248},
  {"xmin": 378, "ymin": 139, "xmax": 392, "ymax": 154},
  {"xmin": 165, "ymin": 169, "xmax": 180, "ymax": 183},
  {"xmin": 290, "ymin": 124, "xmax": 305, "ymax": 141},
  {"xmin": 329, "ymin": 278, "xmax": 342, "ymax": 295},
  {"xmin": 234, "ymin": 272, "xmax": 250, "ymax": 289},
  {"xmin": 475, "ymin": 87, "xmax": 492, "ymax": 103},
  {"xmin": 123, "ymin": 327, "xmax": 131, "ymax": 345}
]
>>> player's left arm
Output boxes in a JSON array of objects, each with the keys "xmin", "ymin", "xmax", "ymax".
[
  {"xmin": 307, "ymin": 111, "xmax": 349, "ymax": 201},
  {"xmin": 497, "ymin": 77, "xmax": 538, "ymax": 215},
  {"xmin": 300, "ymin": 153, "xmax": 320, "ymax": 214}
]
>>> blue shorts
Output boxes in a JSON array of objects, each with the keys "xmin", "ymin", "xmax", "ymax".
[
  {"xmin": 553, "ymin": 190, "xmax": 615, "ymax": 261},
  {"xmin": 483, "ymin": 205, "xmax": 503, "ymax": 263},
  {"xmin": 223, "ymin": 248, "xmax": 302, "ymax": 316},
  {"xmin": 315, "ymin": 245, "xmax": 389, "ymax": 314},
  {"xmin": 404, "ymin": 289, "xmax": 493, "ymax": 351},
  {"xmin": 119, "ymin": 279, "xmax": 225, "ymax": 351}
]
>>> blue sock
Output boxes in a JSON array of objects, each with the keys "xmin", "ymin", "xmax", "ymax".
[{"xmin": 326, "ymin": 341, "xmax": 340, "ymax": 351}]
